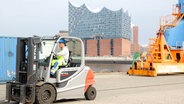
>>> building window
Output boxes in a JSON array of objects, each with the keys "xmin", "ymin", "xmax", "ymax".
[
  {"xmin": 97, "ymin": 40, "xmax": 100, "ymax": 56},
  {"xmin": 110, "ymin": 39, "xmax": 114, "ymax": 55}
]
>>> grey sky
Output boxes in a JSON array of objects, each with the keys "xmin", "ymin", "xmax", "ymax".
[{"xmin": 0, "ymin": 0, "xmax": 177, "ymax": 45}]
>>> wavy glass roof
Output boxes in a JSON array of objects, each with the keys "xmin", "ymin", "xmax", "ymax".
[{"xmin": 69, "ymin": 2, "xmax": 131, "ymax": 40}]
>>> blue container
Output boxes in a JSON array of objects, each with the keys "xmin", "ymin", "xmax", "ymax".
[
  {"xmin": 0, "ymin": 37, "xmax": 17, "ymax": 82},
  {"xmin": 164, "ymin": 19, "xmax": 184, "ymax": 47}
]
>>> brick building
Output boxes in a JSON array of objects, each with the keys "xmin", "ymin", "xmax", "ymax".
[
  {"xmin": 85, "ymin": 40, "xmax": 98, "ymax": 56},
  {"xmin": 84, "ymin": 38, "xmax": 131, "ymax": 57},
  {"xmin": 99, "ymin": 39, "xmax": 111, "ymax": 56},
  {"xmin": 131, "ymin": 26, "xmax": 140, "ymax": 54},
  {"xmin": 113, "ymin": 38, "xmax": 131, "ymax": 56}
]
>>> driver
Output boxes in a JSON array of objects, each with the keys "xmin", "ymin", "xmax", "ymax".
[{"xmin": 50, "ymin": 38, "xmax": 69, "ymax": 75}]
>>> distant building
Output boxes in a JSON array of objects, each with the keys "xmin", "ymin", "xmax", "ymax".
[
  {"xmin": 69, "ymin": 2, "xmax": 131, "ymax": 57},
  {"xmin": 84, "ymin": 38, "xmax": 131, "ymax": 57},
  {"xmin": 131, "ymin": 26, "xmax": 140, "ymax": 54},
  {"xmin": 59, "ymin": 30, "xmax": 68, "ymax": 36},
  {"xmin": 69, "ymin": 2, "xmax": 131, "ymax": 40}
]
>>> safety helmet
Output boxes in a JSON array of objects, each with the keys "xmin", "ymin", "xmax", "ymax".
[{"xmin": 59, "ymin": 38, "xmax": 66, "ymax": 44}]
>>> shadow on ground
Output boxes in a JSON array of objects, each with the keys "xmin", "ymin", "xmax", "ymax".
[{"xmin": 55, "ymin": 98, "xmax": 85, "ymax": 103}]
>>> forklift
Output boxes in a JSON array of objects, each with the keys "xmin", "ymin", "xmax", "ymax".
[{"xmin": 6, "ymin": 36, "xmax": 96, "ymax": 104}]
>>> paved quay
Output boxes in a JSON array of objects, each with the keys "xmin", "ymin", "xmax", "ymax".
[{"xmin": 1, "ymin": 72, "xmax": 184, "ymax": 104}]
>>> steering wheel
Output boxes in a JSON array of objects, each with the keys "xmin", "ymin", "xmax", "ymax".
[{"xmin": 53, "ymin": 54, "xmax": 57, "ymax": 59}]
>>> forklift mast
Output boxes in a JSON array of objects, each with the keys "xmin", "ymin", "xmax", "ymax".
[
  {"xmin": 16, "ymin": 37, "xmax": 41, "ymax": 84},
  {"xmin": 6, "ymin": 37, "xmax": 42, "ymax": 103}
]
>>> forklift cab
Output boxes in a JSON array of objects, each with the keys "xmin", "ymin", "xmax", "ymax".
[
  {"xmin": 45, "ymin": 36, "xmax": 85, "ymax": 83},
  {"xmin": 39, "ymin": 36, "xmax": 85, "ymax": 83}
]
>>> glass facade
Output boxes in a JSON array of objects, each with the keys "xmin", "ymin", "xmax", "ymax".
[{"xmin": 69, "ymin": 2, "xmax": 131, "ymax": 40}]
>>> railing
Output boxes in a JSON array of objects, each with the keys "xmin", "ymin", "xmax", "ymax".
[
  {"xmin": 172, "ymin": 4, "xmax": 180, "ymax": 15},
  {"xmin": 149, "ymin": 38, "xmax": 156, "ymax": 52},
  {"xmin": 159, "ymin": 4, "xmax": 181, "ymax": 31}
]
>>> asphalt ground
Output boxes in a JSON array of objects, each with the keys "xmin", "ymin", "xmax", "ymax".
[{"xmin": 1, "ymin": 72, "xmax": 184, "ymax": 104}]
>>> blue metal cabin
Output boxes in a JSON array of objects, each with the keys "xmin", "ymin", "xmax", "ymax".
[
  {"xmin": 165, "ymin": 20, "xmax": 184, "ymax": 47},
  {"xmin": 164, "ymin": 0, "xmax": 184, "ymax": 47}
]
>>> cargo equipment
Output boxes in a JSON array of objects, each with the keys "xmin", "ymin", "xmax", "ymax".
[{"xmin": 128, "ymin": 0, "xmax": 184, "ymax": 76}]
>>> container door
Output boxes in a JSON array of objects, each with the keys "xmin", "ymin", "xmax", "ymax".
[{"xmin": 0, "ymin": 37, "xmax": 17, "ymax": 82}]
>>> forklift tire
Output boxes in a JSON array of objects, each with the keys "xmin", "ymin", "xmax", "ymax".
[
  {"xmin": 85, "ymin": 86, "xmax": 96, "ymax": 100},
  {"xmin": 35, "ymin": 84, "xmax": 56, "ymax": 104}
]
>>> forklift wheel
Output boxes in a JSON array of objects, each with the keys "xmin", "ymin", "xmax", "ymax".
[
  {"xmin": 85, "ymin": 86, "xmax": 97, "ymax": 100},
  {"xmin": 35, "ymin": 84, "xmax": 56, "ymax": 104}
]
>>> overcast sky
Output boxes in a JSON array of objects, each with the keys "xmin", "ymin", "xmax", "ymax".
[{"xmin": 0, "ymin": 0, "xmax": 177, "ymax": 45}]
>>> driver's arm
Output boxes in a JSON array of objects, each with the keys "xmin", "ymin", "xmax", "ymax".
[{"xmin": 55, "ymin": 47, "xmax": 69, "ymax": 56}]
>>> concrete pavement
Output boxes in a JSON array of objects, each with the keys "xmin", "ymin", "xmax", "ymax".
[{"xmin": 1, "ymin": 72, "xmax": 184, "ymax": 104}]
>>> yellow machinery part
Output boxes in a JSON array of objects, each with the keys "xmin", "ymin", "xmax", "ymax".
[
  {"xmin": 128, "ymin": 63, "xmax": 184, "ymax": 77},
  {"xmin": 154, "ymin": 63, "xmax": 184, "ymax": 74},
  {"xmin": 128, "ymin": 69, "xmax": 157, "ymax": 77}
]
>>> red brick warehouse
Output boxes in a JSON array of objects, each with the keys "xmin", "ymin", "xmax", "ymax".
[{"xmin": 85, "ymin": 38, "xmax": 131, "ymax": 57}]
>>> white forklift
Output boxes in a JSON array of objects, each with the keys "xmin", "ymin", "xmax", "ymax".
[{"xmin": 6, "ymin": 36, "xmax": 96, "ymax": 104}]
